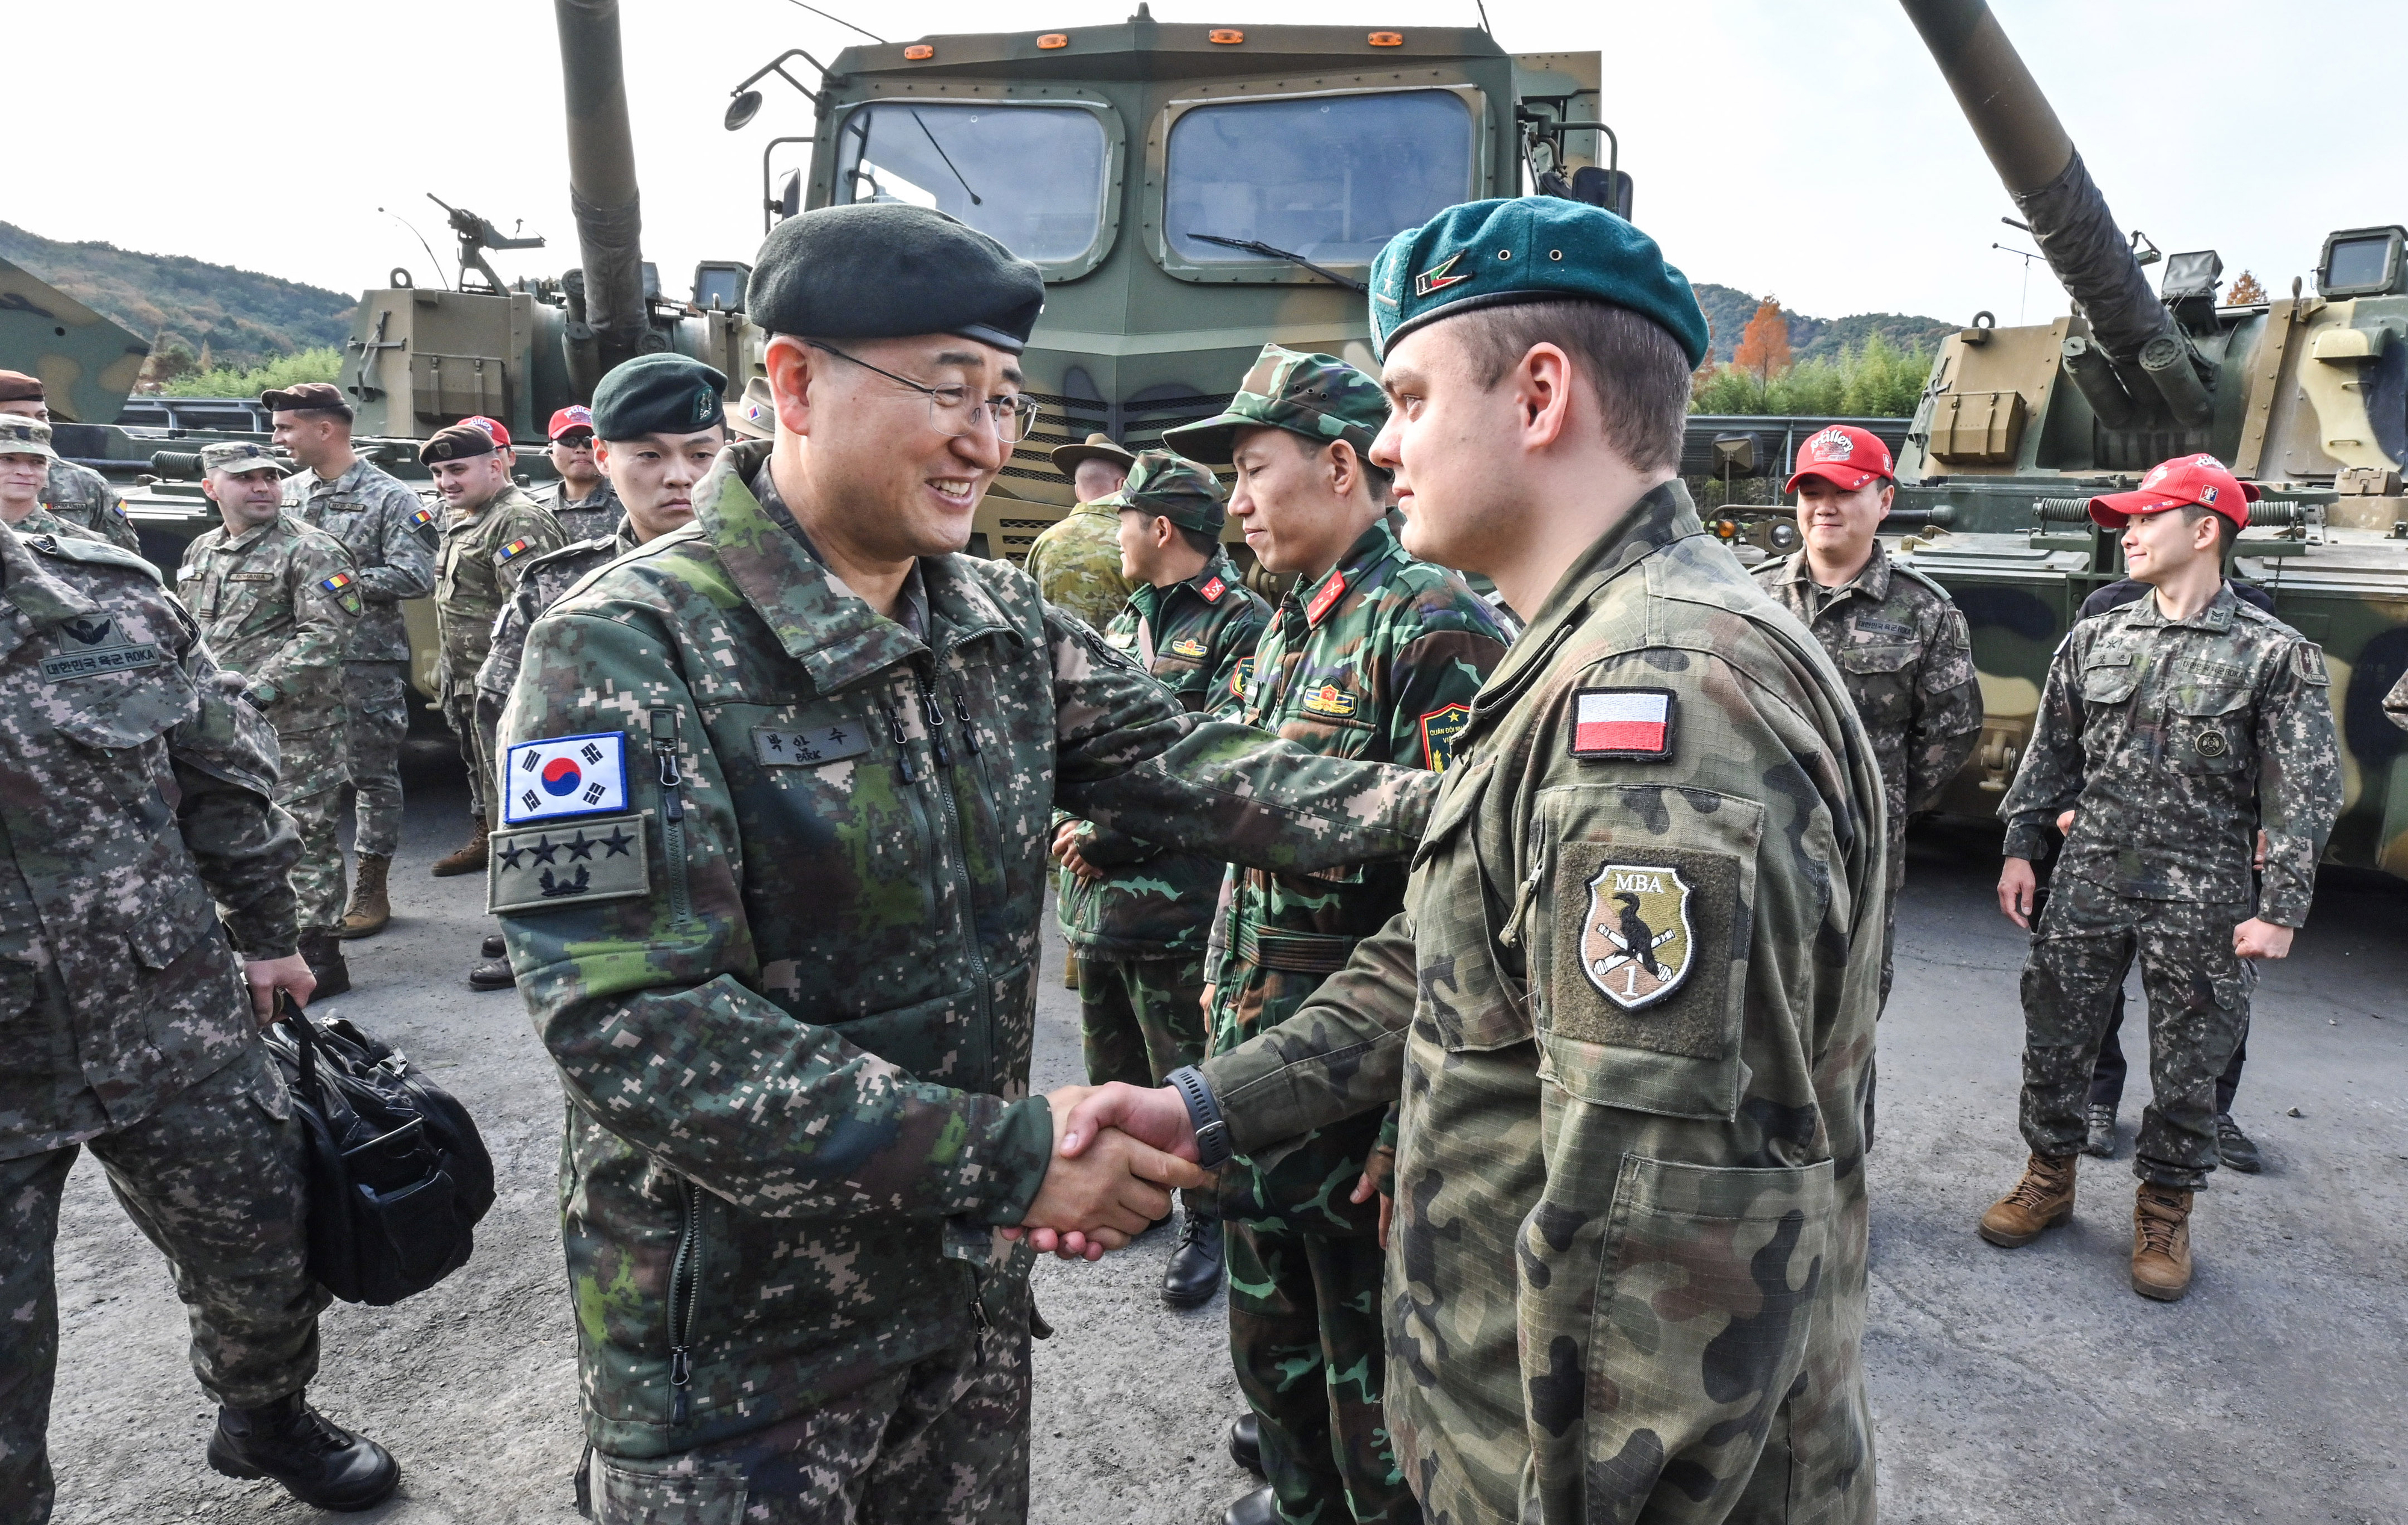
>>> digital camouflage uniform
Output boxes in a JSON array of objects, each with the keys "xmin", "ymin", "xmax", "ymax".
[
  {"xmin": 474, "ymin": 527, "xmax": 640, "ymax": 747},
  {"xmin": 0, "ymin": 520, "xmax": 321, "ymax": 1524},
  {"xmin": 1754, "ymin": 543, "xmax": 1981, "ymax": 998},
  {"xmin": 40, "ymin": 457, "xmax": 140, "ymax": 554},
  {"xmin": 539, "ymin": 475, "xmax": 626, "ymax": 544},
  {"xmin": 177, "ymin": 510, "xmax": 361, "ymax": 935},
  {"xmin": 285, "ymin": 457, "xmax": 436, "ymax": 859},
  {"xmin": 1196, "ymin": 479, "xmax": 1890, "ymax": 1525},
  {"xmin": 435, "ymin": 482, "xmax": 563, "ymax": 823},
  {"xmin": 494, "ymin": 439, "xmax": 1436, "ymax": 1522},
  {"xmin": 15, "ymin": 507, "xmax": 104, "ymax": 544},
  {"xmin": 2000, "ymin": 586, "xmax": 2341, "ymax": 1187},
  {"xmin": 1020, "ymin": 503, "xmax": 1137, "ymax": 631}
]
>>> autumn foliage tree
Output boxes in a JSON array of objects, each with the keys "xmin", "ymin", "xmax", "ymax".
[
  {"xmin": 2225, "ymin": 270, "xmax": 2267, "ymax": 306},
  {"xmin": 1731, "ymin": 297, "xmax": 1793, "ymax": 382}
]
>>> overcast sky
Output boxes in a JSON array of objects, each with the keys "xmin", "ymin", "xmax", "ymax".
[{"xmin": 13, "ymin": 0, "xmax": 2400, "ymax": 329}]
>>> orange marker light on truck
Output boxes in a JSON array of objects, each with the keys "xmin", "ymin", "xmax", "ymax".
[
  {"xmin": 904, "ymin": 43, "xmax": 934, "ymax": 59},
  {"xmin": 1208, "ymin": 28, "xmax": 1244, "ymax": 43},
  {"xmin": 1037, "ymin": 32, "xmax": 1068, "ymax": 47},
  {"xmin": 1368, "ymin": 31, "xmax": 1404, "ymax": 45}
]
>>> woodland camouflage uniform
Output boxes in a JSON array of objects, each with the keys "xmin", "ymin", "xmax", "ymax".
[
  {"xmin": 284, "ymin": 457, "xmax": 435, "ymax": 860},
  {"xmin": 493, "ymin": 439, "xmax": 1435, "ymax": 1519},
  {"xmin": 40, "ymin": 458, "xmax": 140, "ymax": 554},
  {"xmin": 176, "ymin": 507, "xmax": 360, "ymax": 935},
  {"xmin": 435, "ymin": 481, "xmax": 563, "ymax": 824},
  {"xmin": 1197, "ymin": 479, "xmax": 1890, "ymax": 1525},
  {"xmin": 0, "ymin": 520, "xmax": 321, "ymax": 1523},
  {"xmin": 2000, "ymin": 585, "xmax": 2340, "ymax": 1187}
]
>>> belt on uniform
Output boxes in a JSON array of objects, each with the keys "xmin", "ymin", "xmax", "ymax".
[{"xmin": 1233, "ymin": 923, "xmax": 1361, "ymax": 976}]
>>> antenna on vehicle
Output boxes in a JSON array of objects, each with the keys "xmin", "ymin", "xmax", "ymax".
[
  {"xmin": 378, "ymin": 206, "xmax": 450, "ymax": 292},
  {"xmin": 779, "ymin": 0, "xmax": 885, "ymax": 43},
  {"xmin": 1474, "ymin": 0, "xmax": 1493, "ymax": 33}
]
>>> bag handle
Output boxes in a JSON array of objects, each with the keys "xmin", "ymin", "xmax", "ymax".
[{"xmin": 276, "ymin": 991, "xmax": 320, "ymax": 1099}]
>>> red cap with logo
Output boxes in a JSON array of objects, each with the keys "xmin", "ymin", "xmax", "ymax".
[
  {"xmin": 461, "ymin": 415, "xmax": 511, "ymax": 448},
  {"xmin": 2087, "ymin": 453, "xmax": 2260, "ymax": 531},
  {"xmin": 548, "ymin": 405, "xmax": 595, "ymax": 441},
  {"xmin": 1784, "ymin": 424, "xmax": 1895, "ymax": 493}
]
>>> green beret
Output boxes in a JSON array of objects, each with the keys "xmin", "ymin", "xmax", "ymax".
[
  {"xmin": 199, "ymin": 440, "xmax": 288, "ymax": 475},
  {"xmin": 1161, "ymin": 343, "xmax": 1389, "ymax": 466},
  {"xmin": 1370, "ymin": 197, "xmax": 1710, "ymax": 368},
  {"xmin": 592, "ymin": 353, "xmax": 729, "ymax": 441},
  {"xmin": 418, "ymin": 424, "xmax": 496, "ymax": 464},
  {"xmin": 749, "ymin": 203, "xmax": 1046, "ymax": 354},
  {"xmin": 1101, "ymin": 450, "xmax": 1226, "ymax": 536}
]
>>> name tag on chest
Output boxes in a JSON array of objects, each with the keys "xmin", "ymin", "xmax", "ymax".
[{"xmin": 754, "ymin": 723, "xmax": 871, "ymax": 767}]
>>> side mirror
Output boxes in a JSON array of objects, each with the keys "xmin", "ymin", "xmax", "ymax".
[
  {"xmin": 777, "ymin": 170, "xmax": 803, "ymax": 221},
  {"xmin": 1570, "ymin": 167, "xmax": 1633, "ymax": 222},
  {"xmin": 725, "ymin": 91, "xmax": 764, "ymax": 132}
]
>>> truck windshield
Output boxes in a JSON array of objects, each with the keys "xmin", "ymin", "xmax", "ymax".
[
  {"xmin": 834, "ymin": 103, "xmax": 1107, "ymax": 264},
  {"xmin": 1165, "ymin": 90, "xmax": 1474, "ymax": 270}
]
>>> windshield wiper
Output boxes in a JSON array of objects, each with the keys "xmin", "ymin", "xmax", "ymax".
[
  {"xmin": 1188, "ymin": 233, "xmax": 1367, "ymax": 294},
  {"xmin": 910, "ymin": 110, "xmax": 982, "ymax": 207}
]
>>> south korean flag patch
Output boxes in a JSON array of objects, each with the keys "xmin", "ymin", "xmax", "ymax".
[
  {"xmin": 1569, "ymin": 687, "xmax": 1676, "ymax": 761},
  {"xmin": 503, "ymin": 731, "xmax": 630, "ymax": 824}
]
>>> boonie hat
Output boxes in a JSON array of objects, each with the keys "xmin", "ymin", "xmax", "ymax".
[
  {"xmin": 0, "ymin": 417, "xmax": 55, "ymax": 460},
  {"xmin": 548, "ymin": 405, "xmax": 595, "ymax": 442},
  {"xmin": 730, "ymin": 376, "xmax": 775, "ymax": 442},
  {"xmin": 1368, "ymin": 197, "xmax": 1710, "ymax": 367},
  {"xmin": 748, "ymin": 202, "xmax": 1046, "ymax": 354},
  {"xmin": 419, "ymin": 424, "xmax": 498, "ymax": 464},
  {"xmin": 590, "ymin": 353, "xmax": 728, "ymax": 441},
  {"xmin": 1102, "ymin": 449, "xmax": 1226, "ymax": 536},
  {"xmin": 1049, "ymin": 431, "xmax": 1136, "ymax": 478},
  {"xmin": 1161, "ymin": 343, "xmax": 1389, "ymax": 466},
  {"xmin": 260, "ymin": 381, "xmax": 352, "ymax": 417},
  {"xmin": 2088, "ymin": 453, "xmax": 2260, "ymax": 531},
  {"xmin": 200, "ymin": 440, "xmax": 289, "ymax": 475},
  {"xmin": 1784, "ymin": 424, "xmax": 1896, "ymax": 493}
]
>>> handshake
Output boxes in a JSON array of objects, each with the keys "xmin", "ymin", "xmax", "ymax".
[{"xmin": 1006, "ymin": 1082, "xmax": 1209, "ymax": 1261}]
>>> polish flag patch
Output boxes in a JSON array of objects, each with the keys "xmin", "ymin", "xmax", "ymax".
[{"xmin": 1569, "ymin": 688, "xmax": 1675, "ymax": 761}]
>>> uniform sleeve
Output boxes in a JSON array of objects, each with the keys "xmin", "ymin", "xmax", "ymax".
[
  {"xmin": 249, "ymin": 537, "xmax": 357, "ymax": 705},
  {"xmin": 2253, "ymin": 641, "xmax": 2343, "ymax": 925},
  {"xmin": 494, "ymin": 506, "xmax": 568, "ymax": 597},
  {"xmin": 1048, "ymin": 603, "xmax": 1438, "ymax": 871},
  {"xmin": 1382, "ymin": 620, "xmax": 1506, "ymax": 771},
  {"xmin": 474, "ymin": 580, "xmax": 544, "ymax": 748},
  {"xmin": 358, "ymin": 480, "xmax": 435, "ymax": 605},
  {"xmin": 1998, "ymin": 634, "xmax": 2089, "ymax": 861},
  {"xmin": 168, "ymin": 626, "xmax": 301, "ymax": 959},
  {"xmin": 1202, "ymin": 599, "xmax": 1269, "ymax": 723},
  {"xmin": 93, "ymin": 478, "xmax": 141, "ymax": 554},
  {"xmin": 1200, "ymin": 910, "xmax": 1418, "ymax": 1146},
  {"xmin": 497, "ymin": 608, "xmax": 1056, "ymax": 1226},
  {"xmin": 1904, "ymin": 602, "xmax": 1982, "ymax": 814}
]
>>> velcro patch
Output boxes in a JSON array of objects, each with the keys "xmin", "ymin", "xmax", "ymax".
[
  {"xmin": 497, "ymin": 538, "xmax": 532, "ymax": 561},
  {"xmin": 318, "ymin": 571, "xmax": 364, "ymax": 617},
  {"xmin": 1199, "ymin": 575, "xmax": 1226, "ymax": 603},
  {"xmin": 1418, "ymin": 702, "xmax": 1471, "ymax": 773},
  {"xmin": 2295, "ymin": 642, "xmax": 2330, "ymax": 686},
  {"xmin": 1305, "ymin": 571, "xmax": 1347, "ymax": 626},
  {"xmin": 753, "ymin": 723, "xmax": 870, "ymax": 767},
  {"xmin": 1569, "ymin": 687, "xmax": 1675, "ymax": 761},
  {"xmin": 1549, "ymin": 843, "xmax": 1739, "ymax": 1059},
  {"xmin": 229, "ymin": 571, "xmax": 276, "ymax": 582},
  {"xmin": 502, "ymin": 731, "xmax": 629, "ymax": 824},
  {"xmin": 1168, "ymin": 637, "xmax": 1209, "ymax": 659},
  {"xmin": 488, "ymin": 812, "xmax": 648, "ymax": 914}
]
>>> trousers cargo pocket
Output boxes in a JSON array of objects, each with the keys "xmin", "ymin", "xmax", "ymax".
[
  {"xmin": 590, "ymin": 1453, "xmax": 748, "ymax": 1525},
  {"xmin": 1586, "ymin": 1155, "xmax": 1834, "ymax": 1515}
]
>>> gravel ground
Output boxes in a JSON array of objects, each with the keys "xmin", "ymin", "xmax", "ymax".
[{"xmin": 41, "ymin": 762, "xmax": 2408, "ymax": 1523}]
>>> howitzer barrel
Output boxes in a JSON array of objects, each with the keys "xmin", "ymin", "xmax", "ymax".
[
  {"xmin": 1899, "ymin": 0, "xmax": 2170, "ymax": 366},
  {"xmin": 555, "ymin": 0, "xmax": 647, "ymax": 365}
]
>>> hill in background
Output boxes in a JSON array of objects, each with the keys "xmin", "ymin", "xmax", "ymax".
[
  {"xmin": 0, "ymin": 221, "xmax": 356, "ymax": 379},
  {"xmin": 1693, "ymin": 282, "xmax": 1954, "ymax": 366}
]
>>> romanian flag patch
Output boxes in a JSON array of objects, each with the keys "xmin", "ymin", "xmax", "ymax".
[
  {"xmin": 318, "ymin": 571, "xmax": 364, "ymax": 617},
  {"xmin": 497, "ymin": 538, "xmax": 532, "ymax": 561},
  {"xmin": 1569, "ymin": 688, "xmax": 1675, "ymax": 760}
]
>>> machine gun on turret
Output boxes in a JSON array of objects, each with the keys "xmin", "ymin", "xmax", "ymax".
[{"xmin": 426, "ymin": 193, "xmax": 547, "ymax": 295}]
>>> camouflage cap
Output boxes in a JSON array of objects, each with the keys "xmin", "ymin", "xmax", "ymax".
[
  {"xmin": 199, "ymin": 440, "xmax": 288, "ymax": 476},
  {"xmin": 1159, "ymin": 342, "xmax": 1389, "ymax": 466},
  {"xmin": 0, "ymin": 416, "xmax": 55, "ymax": 460},
  {"xmin": 1101, "ymin": 448, "xmax": 1227, "ymax": 534},
  {"xmin": 730, "ymin": 376, "xmax": 775, "ymax": 441}
]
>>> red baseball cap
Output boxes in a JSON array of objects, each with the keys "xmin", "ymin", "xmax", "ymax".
[
  {"xmin": 548, "ymin": 405, "xmax": 595, "ymax": 442},
  {"xmin": 461, "ymin": 415, "xmax": 511, "ymax": 448},
  {"xmin": 2088, "ymin": 454, "xmax": 2259, "ymax": 530},
  {"xmin": 1785, "ymin": 424, "xmax": 1895, "ymax": 493}
]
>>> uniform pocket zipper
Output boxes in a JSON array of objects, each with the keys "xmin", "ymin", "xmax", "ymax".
[
  {"xmin": 649, "ymin": 707, "xmax": 691, "ymax": 924},
  {"xmin": 668, "ymin": 1178, "xmax": 702, "ymax": 1425}
]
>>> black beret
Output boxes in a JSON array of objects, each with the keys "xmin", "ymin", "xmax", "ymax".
[
  {"xmin": 748, "ymin": 203, "xmax": 1045, "ymax": 354},
  {"xmin": 591, "ymin": 353, "xmax": 729, "ymax": 441},
  {"xmin": 419, "ymin": 423, "xmax": 497, "ymax": 464}
]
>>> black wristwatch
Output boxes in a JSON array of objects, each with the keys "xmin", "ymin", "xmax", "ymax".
[{"xmin": 1165, "ymin": 1065, "xmax": 1232, "ymax": 1169}]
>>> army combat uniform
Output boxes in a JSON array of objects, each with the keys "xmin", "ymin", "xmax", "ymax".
[
  {"xmin": 432, "ymin": 470, "xmax": 563, "ymax": 826},
  {"xmin": 1754, "ymin": 539, "xmax": 1980, "ymax": 997},
  {"xmin": 176, "ymin": 508, "xmax": 361, "ymax": 938},
  {"xmin": 40, "ymin": 457, "xmax": 141, "ymax": 554},
  {"xmin": 474, "ymin": 527, "xmax": 639, "ymax": 746},
  {"xmin": 284, "ymin": 457, "xmax": 436, "ymax": 865},
  {"xmin": 2000, "ymin": 584, "xmax": 2340, "ymax": 1187},
  {"xmin": 539, "ymin": 475, "xmax": 625, "ymax": 543},
  {"xmin": 0, "ymin": 520, "xmax": 324, "ymax": 1522},
  {"xmin": 497, "ymin": 435, "xmax": 1434, "ymax": 1521},
  {"xmin": 1022, "ymin": 502, "xmax": 1137, "ymax": 631}
]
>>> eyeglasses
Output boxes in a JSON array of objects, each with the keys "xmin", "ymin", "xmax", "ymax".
[{"xmin": 806, "ymin": 341, "xmax": 1041, "ymax": 445}]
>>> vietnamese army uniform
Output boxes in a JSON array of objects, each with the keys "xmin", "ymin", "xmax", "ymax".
[
  {"xmin": 1061, "ymin": 548, "xmax": 1269, "ymax": 1089},
  {"xmin": 494, "ymin": 440, "xmax": 1436, "ymax": 1522},
  {"xmin": 1209, "ymin": 515, "xmax": 1507, "ymax": 1525},
  {"xmin": 1193, "ymin": 480, "xmax": 1889, "ymax": 1523},
  {"xmin": 539, "ymin": 475, "xmax": 625, "ymax": 543},
  {"xmin": 40, "ymin": 458, "xmax": 140, "ymax": 554},
  {"xmin": 2000, "ymin": 586, "xmax": 2340, "ymax": 1188},
  {"xmin": 1021, "ymin": 502, "xmax": 1137, "ymax": 631},
  {"xmin": 0, "ymin": 521, "xmax": 321, "ymax": 1524},
  {"xmin": 433, "ymin": 483, "xmax": 563, "ymax": 824},
  {"xmin": 176, "ymin": 513, "xmax": 361, "ymax": 935},
  {"xmin": 284, "ymin": 458, "xmax": 435, "ymax": 861}
]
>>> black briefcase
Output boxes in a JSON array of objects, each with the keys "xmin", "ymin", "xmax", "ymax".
[{"xmin": 262, "ymin": 1004, "xmax": 497, "ymax": 1305}]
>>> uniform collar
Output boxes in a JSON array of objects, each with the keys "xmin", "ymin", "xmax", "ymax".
[
  {"xmin": 1290, "ymin": 515, "xmax": 1402, "ymax": 630},
  {"xmin": 0, "ymin": 518, "xmax": 99, "ymax": 629},
  {"xmin": 1134, "ymin": 548, "xmax": 1241, "ymax": 622},
  {"xmin": 1783, "ymin": 541, "xmax": 1891, "ymax": 605},
  {"xmin": 1070, "ymin": 498, "xmax": 1122, "ymax": 519},
  {"xmin": 216, "ymin": 515, "xmax": 283, "ymax": 552},
  {"xmin": 2123, "ymin": 581, "xmax": 2238, "ymax": 633},
  {"xmin": 305, "ymin": 458, "xmax": 376, "ymax": 499}
]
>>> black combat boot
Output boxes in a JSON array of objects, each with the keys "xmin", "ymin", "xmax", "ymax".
[
  {"xmin": 2215, "ymin": 1113, "xmax": 2262, "ymax": 1174},
  {"xmin": 2084, "ymin": 1103, "xmax": 2117, "ymax": 1158},
  {"xmin": 297, "ymin": 931, "xmax": 352, "ymax": 1000},
  {"xmin": 1223, "ymin": 1483, "xmax": 1280, "ymax": 1525},
  {"xmin": 1162, "ymin": 1195, "xmax": 1224, "ymax": 1309},
  {"xmin": 468, "ymin": 932, "xmax": 514, "ymax": 991},
  {"xmin": 206, "ymin": 1391, "xmax": 399, "ymax": 1511},
  {"xmin": 1227, "ymin": 1411, "xmax": 1263, "ymax": 1477}
]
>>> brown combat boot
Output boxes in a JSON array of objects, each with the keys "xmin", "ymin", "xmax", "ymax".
[
  {"xmin": 1978, "ymin": 1152, "xmax": 2078, "ymax": 1247},
  {"xmin": 430, "ymin": 820, "xmax": 489, "ymax": 877},
  {"xmin": 338, "ymin": 853, "xmax": 392, "ymax": 938},
  {"xmin": 2130, "ymin": 1184, "xmax": 2195, "ymax": 1301}
]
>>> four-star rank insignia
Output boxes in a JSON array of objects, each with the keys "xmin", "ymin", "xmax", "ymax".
[
  {"xmin": 1579, "ymin": 860, "xmax": 1695, "ymax": 1009},
  {"xmin": 488, "ymin": 812, "xmax": 648, "ymax": 915}
]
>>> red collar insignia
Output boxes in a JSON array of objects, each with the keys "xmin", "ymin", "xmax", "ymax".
[
  {"xmin": 1305, "ymin": 571, "xmax": 1346, "ymax": 627},
  {"xmin": 1199, "ymin": 575, "xmax": 1225, "ymax": 603}
]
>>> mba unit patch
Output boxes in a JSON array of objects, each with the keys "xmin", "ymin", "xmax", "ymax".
[
  {"xmin": 1569, "ymin": 688, "xmax": 1675, "ymax": 760},
  {"xmin": 502, "ymin": 731, "xmax": 629, "ymax": 824},
  {"xmin": 1418, "ymin": 702, "xmax": 1471, "ymax": 773},
  {"xmin": 1578, "ymin": 861, "xmax": 1694, "ymax": 1009}
]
